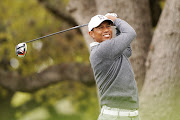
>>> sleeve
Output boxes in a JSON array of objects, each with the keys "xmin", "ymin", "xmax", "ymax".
[
  {"xmin": 96, "ymin": 19, "xmax": 136, "ymax": 59},
  {"xmin": 123, "ymin": 45, "xmax": 132, "ymax": 58},
  {"xmin": 116, "ymin": 24, "xmax": 132, "ymax": 58}
]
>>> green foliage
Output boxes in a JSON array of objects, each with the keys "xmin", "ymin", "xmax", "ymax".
[
  {"xmin": 0, "ymin": 86, "xmax": 9, "ymax": 99},
  {"xmin": 159, "ymin": 0, "xmax": 165, "ymax": 9},
  {"xmin": 0, "ymin": 0, "xmax": 89, "ymax": 76},
  {"xmin": 14, "ymin": 81, "xmax": 99, "ymax": 120}
]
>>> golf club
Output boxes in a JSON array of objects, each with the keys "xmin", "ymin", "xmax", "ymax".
[
  {"xmin": 15, "ymin": 24, "xmax": 88, "ymax": 57},
  {"xmin": 25, "ymin": 24, "xmax": 88, "ymax": 43}
]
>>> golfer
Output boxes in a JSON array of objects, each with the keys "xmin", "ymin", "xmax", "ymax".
[{"xmin": 88, "ymin": 13, "xmax": 139, "ymax": 120}]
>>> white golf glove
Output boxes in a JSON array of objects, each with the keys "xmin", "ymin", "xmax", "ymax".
[{"xmin": 105, "ymin": 13, "xmax": 118, "ymax": 18}]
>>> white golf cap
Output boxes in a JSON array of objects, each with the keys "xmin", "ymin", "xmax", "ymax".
[{"xmin": 88, "ymin": 15, "xmax": 113, "ymax": 31}]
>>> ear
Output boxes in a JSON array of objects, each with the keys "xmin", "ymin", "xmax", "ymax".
[{"xmin": 89, "ymin": 31, "xmax": 95, "ymax": 39}]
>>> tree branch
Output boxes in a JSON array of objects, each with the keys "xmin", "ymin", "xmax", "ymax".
[
  {"xmin": 0, "ymin": 63, "xmax": 94, "ymax": 92},
  {"xmin": 37, "ymin": 0, "xmax": 77, "ymax": 26}
]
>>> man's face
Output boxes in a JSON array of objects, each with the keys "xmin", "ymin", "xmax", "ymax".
[{"xmin": 89, "ymin": 21, "xmax": 112, "ymax": 43}]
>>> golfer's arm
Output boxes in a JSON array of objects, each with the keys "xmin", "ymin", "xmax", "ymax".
[
  {"xmin": 115, "ymin": 25, "xmax": 132, "ymax": 58},
  {"xmin": 111, "ymin": 19, "xmax": 136, "ymax": 58}
]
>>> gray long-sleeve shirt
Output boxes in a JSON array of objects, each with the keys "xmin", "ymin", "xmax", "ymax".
[{"xmin": 89, "ymin": 19, "xmax": 139, "ymax": 109}]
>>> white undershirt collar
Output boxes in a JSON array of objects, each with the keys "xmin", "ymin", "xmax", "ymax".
[{"xmin": 90, "ymin": 42, "xmax": 100, "ymax": 48}]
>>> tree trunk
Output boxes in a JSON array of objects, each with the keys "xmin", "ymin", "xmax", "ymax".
[
  {"xmin": 140, "ymin": 0, "xmax": 180, "ymax": 119},
  {"xmin": 68, "ymin": 0, "xmax": 152, "ymax": 91},
  {"xmin": 149, "ymin": 0, "xmax": 162, "ymax": 27},
  {"xmin": 67, "ymin": 0, "xmax": 97, "ymax": 50}
]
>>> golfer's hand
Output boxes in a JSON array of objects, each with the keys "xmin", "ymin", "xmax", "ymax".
[{"xmin": 105, "ymin": 13, "xmax": 118, "ymax": 22}]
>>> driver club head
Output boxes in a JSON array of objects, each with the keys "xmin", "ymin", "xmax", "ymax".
[{"xmin": 15, "ymin": 42, "xmax": 27, "ymax": 58}]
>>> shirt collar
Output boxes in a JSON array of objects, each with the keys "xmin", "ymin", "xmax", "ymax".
[{"xmin": 90, "ymin": 42, "xmax": 100, "ymax": 48}]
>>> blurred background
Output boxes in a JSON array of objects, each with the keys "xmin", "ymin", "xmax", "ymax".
[
  {"xmin": 0, "ymin": 0, "xmax": 99, "ymax": 120},
  {"xmin": 1, "ymin": 0, "xmax": 180, "ymax": 120}
]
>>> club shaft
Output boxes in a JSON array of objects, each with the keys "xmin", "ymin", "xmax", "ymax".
[{"xmin": 25, "ymin": 24, "xmax": 88, "ymax": 43}]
